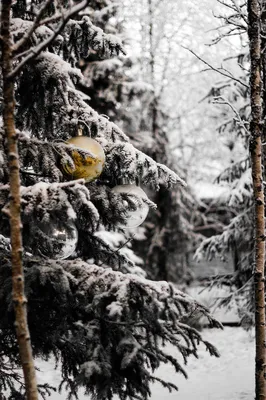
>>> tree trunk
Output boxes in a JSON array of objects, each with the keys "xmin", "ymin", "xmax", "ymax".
[
  {"xmin": 261, "ymin": 2, "xmax": 266, "ymax": 172},
  {"xmin": 1, "ymin": 1, "xmax": 39, "ymax": 399},
  {"xmin": 247, "ymin": 0, "xmax": 266, "ymax": 399},
  {"xmin": 147, "ymin": 0, "xmax": 155, "ymax": 87}
]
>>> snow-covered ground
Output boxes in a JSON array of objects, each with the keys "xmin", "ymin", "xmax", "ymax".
[
  {"xmin": 37, "ymin": 327, "xmax": 255, "ymax": 400},
  {"xmin": 151, "ymin": 327, "xmax": 254, "ymax": 400}
]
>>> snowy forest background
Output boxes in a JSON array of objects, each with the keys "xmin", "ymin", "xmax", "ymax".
[
  {"xmin": 113, "ymin": 0, "xmax": 253, "ymax": 320},
  {"xmin": 0, "ymin": 0, "xmax": 259, "ymax": 399}
]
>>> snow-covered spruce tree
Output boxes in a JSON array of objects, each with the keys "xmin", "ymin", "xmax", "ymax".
[
  {"xmin": 71, "ymin": 2, "xmax": 147, "ymax": 277},
  {"xmin": 0, "ymin": 1, "xmax": 221, "ymax": 399},
  {"xmin": 82, "ymin": 1, "xmax": 202, "ymax": 284},
  {"xmin": 82, "ymin": 55, "xmax": 200, "ymax": 283}
]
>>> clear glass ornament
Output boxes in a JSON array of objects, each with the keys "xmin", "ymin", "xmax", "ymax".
[
  {"xmin": 35, "ymin": 219, "xmax": 78, "ymax": 259},
  {"xmin": 63, "ymin": 136, "xmax": 105, "ymax": 182},
  {"xmin": 111, "ymin": 185, "xmax": 149, "ymax": 229}
]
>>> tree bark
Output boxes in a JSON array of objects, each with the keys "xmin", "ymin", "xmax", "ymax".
[
  {"xmin": 1, "ymin": 1, "xmax": 39, "ymax": 399},
  {"xmin": 247, "ymin": 0, "xmax": 266, "ymax": 399},
  {"xmin": 261, "ymin": 1, "xmax": 266, "ymax": 172}
]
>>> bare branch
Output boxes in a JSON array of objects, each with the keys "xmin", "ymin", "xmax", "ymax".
[{"xmin": 182, "ymin": 46, "xmax": 249, "ymax": 88}]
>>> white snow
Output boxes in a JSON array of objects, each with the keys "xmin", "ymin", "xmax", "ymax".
[
  {"xmin": 150, "ymin": 327, "xmax": 254, "ymax": 400},
  {"xmin": 187, "ymin": 285, "xmax": 240, "ymax": 324},
  {"xmin": 194, "ymin": 181, "xmax": 229, "ymax": 201},
  {"xmin": 36, "ymin": 327, "xmax": 255, "ymax": 400}
]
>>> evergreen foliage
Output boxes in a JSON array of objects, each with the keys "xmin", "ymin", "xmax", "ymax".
[
  {"xmin": 80, "ymin": 21, "xmax": 201, "ymax": 284},
  {"xmin": 195, "ymin": 1, "xmax": 255, "ymax": 323},
  {"xmin": 0, "ymin": 1, "xmax": 221, "ymax": 399}
]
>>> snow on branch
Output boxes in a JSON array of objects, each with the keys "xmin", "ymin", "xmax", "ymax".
[
  {"xmin": 104, "ymin": 143, "xmax": 186, "ymax": 188},
  {"xmin": 94, "ymin": 230, "xmax": 145, "ymax": 276},
  {"xmin": 227, "ymin": 168, "xmax": 252, "ymax": 208},
  {"xmin": 11, "ymin": 17, "xmax": 62, "ymax": 52},
  {"xmin": 211, "ymin": 0, "xmax": 247, "ymax": 45},
  {"xmin": 216, "ymin": 158, "xmax": 250, "ymax": 183},
  {"xmin": 16, "ymin": 53, "xmax": 185, "ymax": 189},
  {"xmin": 0, "ymin": 181, "xmax": 154, "ymax": 270},
  {"xmin": 64, "ymin": 17, "xmax": 126, "ymax": 61},
  {"xmin": 11, "ymin": 9, "xmax": 125, "ymax": 76},
  {"xmin": 9, "ymin": 0, "xmax": 91, "ymax": 78},
  {"xmin": 215, "ymin": 164, "xmax": 252, "ymax": 209},
  {"xmin": 17, "ymin": 132, "xmax": 96, "ymax": 182},
  {"xmin": 195, "ymin": 207, "xmax": 253, "ymax": 262},
  {"xmin": 0, "ymin": 253, "xmax": 221, "ymax": 400},
  {"xmin": 1, "ymin": 180, "xmax": 99, "ymax": 231}
]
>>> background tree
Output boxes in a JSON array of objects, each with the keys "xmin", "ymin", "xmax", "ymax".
[
  {"xmin": 0, "ymin": 1, "xmax": 221, "ymax": 399},
  {"xmin": 192, "ymin": 1, "xmax": 266, "ymax": 395},
  {"xmin": 193, "ymin": 0, "xmax": 255, "ymax": 320},
  {"xmin": 105, "ymin": 0, "xmax": 210, "ymax": 284},
  {"xmin": 247, "ymin": 0, "xmax": 266, "ymax": 395}
]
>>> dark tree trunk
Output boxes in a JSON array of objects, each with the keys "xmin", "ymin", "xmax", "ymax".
[
  {"xmin": 1, "ymin": 1, "xmax": 38, "ymax": 398},
  {"xmin": 247, "ymin": 0, "xmax": 266, "ymax": 398}
]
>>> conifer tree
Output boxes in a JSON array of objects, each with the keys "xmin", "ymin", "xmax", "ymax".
[
  {"xmin": 83, "ymin": 52, "xmax": 199, "ymax": 283},
  {"xmin": 0, "ymin": 1, "xmax": 221, "ymax": 399},
  {"xmin": 194, "ymin": 1, "xmax": 266, "ymax": 395},
  {"xmin": 195, "ymin": 0, "xmax": 254, "ymax": 318},
  {"xmin": 109, "ymin": 0, "xmax": 201, "ymax": 284}
]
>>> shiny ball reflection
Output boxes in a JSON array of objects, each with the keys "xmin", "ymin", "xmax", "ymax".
[
  {"xmin": 36, "ymin": 219, "xmax": 78, "ymax": 259},
  {"xmin": 111, "ymin": 184, "xmax": 149, "ymax": 229}
]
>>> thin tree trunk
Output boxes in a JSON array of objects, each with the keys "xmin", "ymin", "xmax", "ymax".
[
  {"xmin": 247, "ymin": 0, "xmax": 266, "ymax": 399},
  {"xmin": 147, "ymin": 0, "xmax": 155, "ymax": 87},
  {"xmin": 1, "ymin": 1, "xmax": 39, "ymax": 399},
  {"xmin": 261, "ymin": 2, "xmax": 266, "ymax": 171}
]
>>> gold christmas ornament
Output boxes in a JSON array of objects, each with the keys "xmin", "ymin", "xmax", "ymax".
[
  {"xmin": 63, "ymin": 136, "xmax": 105, "ymax": 182},
  {"xmin": 111, "ymin": 184, "xmax": 149, "ymax": 229}
]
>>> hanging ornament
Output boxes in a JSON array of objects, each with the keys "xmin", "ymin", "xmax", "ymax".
[
  {"xmin": 62, "ymin": 131, "xmax": 105, "ymax": 182},
  {"xmin": 33, "ymin": 219, "xmax": 78, "ymax": 260},
  {"xmin": 111, "ymin": 184, "xmax": 149, "ymax": 229}
]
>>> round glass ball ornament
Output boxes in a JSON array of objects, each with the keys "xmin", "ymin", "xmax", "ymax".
[
  {"xmin": 63, "ymin": 136, "xmax": 105, "ymax": 182},
  {"xmin": 111, "ymin": 184, "xmax": 149, "ymax": 229},
  {"xmin": 36, "ymin": 219, "xmax": 78, "ymax": 260}
]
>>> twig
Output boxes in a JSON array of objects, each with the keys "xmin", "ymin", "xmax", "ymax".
[
  {"xmin": 98, "ymin": 234, "xmax": 136, "ymax": 267},
  {"xmin": 182, "ymin": 46, "xmax": 249, "ymax": 88},
  {"xmin": 212, "ymin": 95, "xmax": 249, "ymax": 135}
]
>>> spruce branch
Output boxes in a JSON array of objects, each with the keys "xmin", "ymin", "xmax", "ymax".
[
  {"xmin": 212, "ymin": 95, "xmax": 250, "ymax": 135},
  {"xmin": 12, "ymin": 0, "xmax": 54, "ymax": 53},
  {"xmin": 0, "ymin": 253, "xmax": 221, "ymax": 400},
  {"xmin": 8, "ymin": 0, "xmax": 90, "ymax": 79},
  {"xmin": 15, "ymin": 53, "xmax": 185, "ymax": 189}
]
